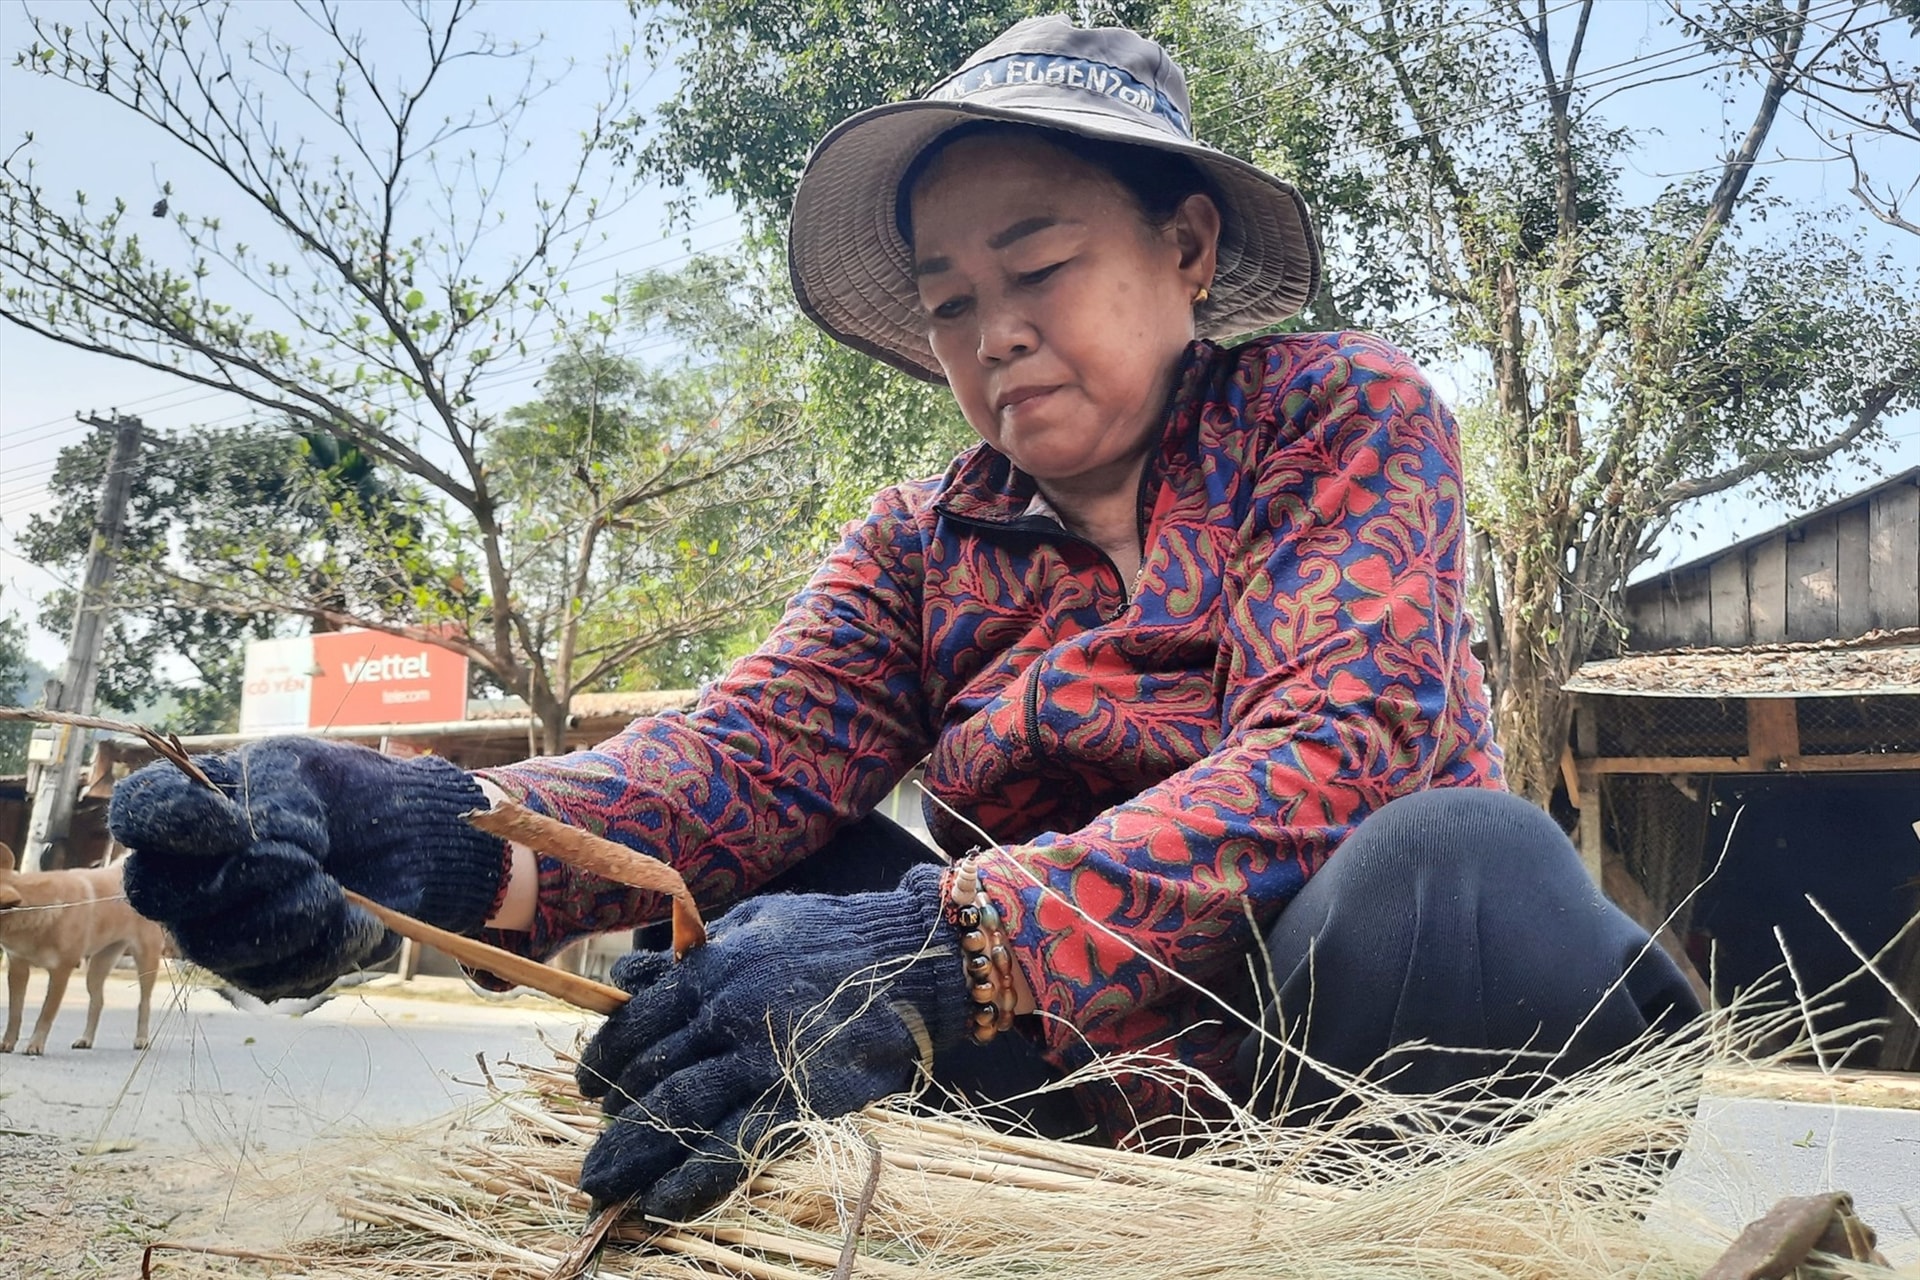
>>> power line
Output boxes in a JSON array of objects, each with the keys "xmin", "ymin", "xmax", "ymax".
[
  {"xmin": 0, "ymin": 0, "xmax": 1571, "ymax": 460},
  {"xmin": 0, "ymin": 2, "xmax": 1627, "ymax": 471},
  {"xmin": 0, "ymin": 209, "xmax": 750, "ymax": 446},
  {"xmin": 1212, "ymin": 0, "xmax": 1594, "ymax": 138},
  {"xmin": 0, "ymin": 300, "xmax": 724, "ymax": 492},
  {"xmin": 0, "ymin": 319, "xmax": 735, "ymax": 509}
]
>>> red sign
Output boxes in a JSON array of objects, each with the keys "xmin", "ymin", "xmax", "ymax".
[{"xmin": 306, "ymin": 631, "xmax": 468, "ymax": 728}]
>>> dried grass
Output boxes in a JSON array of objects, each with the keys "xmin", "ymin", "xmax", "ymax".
[{"xmin": 136, "ymin": 995, "xmax": 1907, "ymax": 1280}]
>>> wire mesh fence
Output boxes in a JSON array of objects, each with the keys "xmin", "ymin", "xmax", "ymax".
[
  {"xmin": 1795, "ymin": 694, "xmax": 1920, "ymax": 756},
  {"xmin": 1582, "ymin": 691, "xmax": 1920, "ymax": 942},
  {"xmin": 1599, "ymin": 771, "xmax": 1710, "ymax": 933},
  {"xmin": 1586, "ymin": 693, "xmax": 1920, "ymax": 761},
  {"xmin": 1589, "ymin": 695, "xmax": 1746, "ymax": 760}
]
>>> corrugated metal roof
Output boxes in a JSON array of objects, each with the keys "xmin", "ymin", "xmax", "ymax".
[{"xmin": 1565, "ymin": 629, "xmax": 1920, "ymax": 698}]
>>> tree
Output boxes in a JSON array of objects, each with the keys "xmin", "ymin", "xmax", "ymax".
[
  {"xmin": 1280, "ymin": 0, "xmax": 1920, "ymax": 800},
  {"xmin": 23, "ymin": 264, "xmax": 815, "ymax": 749},
  {"xmin": 20, "ymin": 421, "xmax": 414, "ymax": 733},
  {"xmin": 1, "ymin": 1, "xmax": 805, "ymax": 751},
  {"xmin": 0, "ymin": 596, "xmax": 33, "ymax": 772},
  {"xmin": 1797, "ymin": 0, "xmax": 1919, "ymax": 234},
  {"xmin": 638, "ymin": 0, "xmax": 1920, "ymax": 804},
  {"xmin": 479, "ymin": 257, "xmax": 816, "ymax": 726}
]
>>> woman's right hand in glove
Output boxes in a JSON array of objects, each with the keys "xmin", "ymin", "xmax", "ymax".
[
  {"xmin": 574, "ymin": 864, "xmax": 972, "ymax": 1220},
  {"xmin": 107, "ymin": 738, "xmax": 508, "ymax": 1000}
]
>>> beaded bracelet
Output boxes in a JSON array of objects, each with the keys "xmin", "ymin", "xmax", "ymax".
[{"xmin": 942, "ymin": 855, "xmax": 1016, "ymax": 1044}]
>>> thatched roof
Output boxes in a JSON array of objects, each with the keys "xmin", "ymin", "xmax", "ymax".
[{"xmin": 1564, "ymin": 628, "xmax": 1920, "ymax": 698}]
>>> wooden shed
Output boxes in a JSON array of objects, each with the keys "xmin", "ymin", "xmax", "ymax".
[
  {"xmin": 1617, "ymin": 465, "xmax": 1918, "ymax": 648},
  {"xmin": 1564, "ymin": 468, "xmax": 1920, "ymax": 1070}
]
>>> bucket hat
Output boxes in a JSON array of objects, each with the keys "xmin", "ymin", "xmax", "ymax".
[{"xmin": 788, "ymin": 14, "xmax": 1322, "ymax": 383}]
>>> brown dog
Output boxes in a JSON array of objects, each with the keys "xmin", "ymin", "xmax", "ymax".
[{"xmin": 0, "ymin": 841, "xmax": 168, "ymax": 1055}]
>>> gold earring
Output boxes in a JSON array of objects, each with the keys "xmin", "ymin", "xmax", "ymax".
[{"xmin": 1193, "ymin": 285, "xmax": 1211, "ymax": 304}]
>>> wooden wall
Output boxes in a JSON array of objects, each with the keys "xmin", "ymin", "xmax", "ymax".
[
  {"xmin": 1627, "ymin": 474, "xmax": 1920, "ymax": 649},
  {"xmin": 0, "ymin": 788, "xmax": 27, "ymax": 856}
]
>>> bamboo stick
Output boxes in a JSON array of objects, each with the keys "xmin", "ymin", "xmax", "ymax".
[
  {"xmin": 653, "ymin": 1223, "xmax": 926, "ymax": 1280},
  {"xmin": 339, "ymin": 1196, "xmax": 572, "ymax": 1272},
  {"xmin": 341, "ymin": 889, "xmax": 628, "ymax": 1015},
  {"xmin": 140, "ymin": 1241, "xmax": 314, "ymax": 1278},
  {"xmin": 498, "ymin": 1096, "xmax": 599, "ymax": 1146},
  {"xmin": 543, "ymin": 1196, "xmax": 634, "ymax": 1280},
  {"xmin": 876, "ymin": 1149, "xmax": 1098, "ymax": 1192},
  {"xmin": 0, "ymin": 705, "xmax": 214, "ymax": 788},
  {"xmin": 3, "ymin": 708, "xmax": 681, "ymax": 1022},
  {"xmin": 466, "ymin": 800, "xmax": 707, "ymax": 958},
  {"xmin": 832, "ymin": 1136, "xmax": 884, "ymax": 1280}
]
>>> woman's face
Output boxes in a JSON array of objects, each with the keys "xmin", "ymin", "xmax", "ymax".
[{"xmin": 908, "ymin": 133, "xmax": 1219, "ymax": 493}]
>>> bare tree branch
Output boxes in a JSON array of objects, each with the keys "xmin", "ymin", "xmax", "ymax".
[{"xmin": 1655, "ymin": 373, "xmax": 1909, "ymax": 510}]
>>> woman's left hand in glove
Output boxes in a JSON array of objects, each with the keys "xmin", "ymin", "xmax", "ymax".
[{"xmin": 575, "ymin": 864, "xmax": 972, "ymax": 1220}]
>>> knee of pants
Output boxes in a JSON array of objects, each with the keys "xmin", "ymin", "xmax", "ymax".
[
  {"xmin": 1270, "ymin": 787, "xmax": 1613, "ymax": 979},
  {"xmin": 1322, "ymin": 787, "xmax": 1591, "ymax": 899},
  {"xmin": 1239, "ymin": 786, "xmax": 1699, "ymax": 1102}
]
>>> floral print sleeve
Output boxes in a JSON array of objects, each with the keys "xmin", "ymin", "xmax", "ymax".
[{"xmin": 473, "ymin": 483, "xmax": 941, "ymax": 959}]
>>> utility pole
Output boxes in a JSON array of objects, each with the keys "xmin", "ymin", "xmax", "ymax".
[{"xmin": 23, "ymin": 413, "xmax": 143, "ymax": 872}]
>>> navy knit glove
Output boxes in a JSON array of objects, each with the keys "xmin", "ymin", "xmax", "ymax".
[
  {"xmin": 108, "ymin": 738, "xmax": 507, "ymax": 1001},
  {"xmin": 575, "ymin": 865, "xmax": 970, "ymax": 1219}
]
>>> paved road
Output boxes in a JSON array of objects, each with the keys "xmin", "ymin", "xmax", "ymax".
[
  {"xmin": 4, "ymin": 967, "xmax": 1916, "ymax": 1265},
  {"xmin": 0, "ymin": 967, "xmax": 581, "ymax": 1160}
]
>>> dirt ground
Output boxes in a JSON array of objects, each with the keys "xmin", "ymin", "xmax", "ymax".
[
  {"xmin": 0, "ymin": 966, "xmax": 575, "ymax": 1277},
  {"xmin": 0, "ymin": 1130, "xmax": 209, "ymax": 1278},
  {"xmin": 4, "ymin": 972, "xmax": 1915, "ymax": 1274},
  {"xmin": 0, "ymin": 1098, "xmax": 408, "ymax": 1278}
]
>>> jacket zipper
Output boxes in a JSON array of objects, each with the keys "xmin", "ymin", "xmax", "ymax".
[{"xmin": 1024, "ymin": 671, "xmax": 1044, "ymax": 763}]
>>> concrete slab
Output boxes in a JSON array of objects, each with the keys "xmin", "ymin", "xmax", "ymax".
[{"xmin": 1655, "ymin": 1094, "xmax": 1920, "ymax": 1266}]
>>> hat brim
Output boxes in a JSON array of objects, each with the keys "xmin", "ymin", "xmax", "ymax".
[{"xmin": 787, "ymin": 98, "xmax": 1322, "ymax": 384}]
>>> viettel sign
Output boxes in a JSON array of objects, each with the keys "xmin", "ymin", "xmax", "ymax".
[
  {"xmin": 239, "ymin": 631, "xmax": 468, "ymax": 731},
  {"xmin": 308, "ymin": 631, "xmax": 468, "ymax": 727}
]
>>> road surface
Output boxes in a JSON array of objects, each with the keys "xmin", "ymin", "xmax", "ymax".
[{"xmin": 1, "ymin": 967, "xmax": 581, "ymax": 1158}]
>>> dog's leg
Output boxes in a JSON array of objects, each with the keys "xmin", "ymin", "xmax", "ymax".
[
  {"xmin": 24, "ymin": 961, "xmax": 74, "ymax": 1056},
  {"xmin": 131, "ymin": 938, "xmax": 160, "ymax": 1050},
  {"xmin": 2, "ymin": 954, "xmax": 26, "ymax": 1053},
  {"xmin": 74, "ymin": 943, "xmax": 128, "ymax": 1050}
]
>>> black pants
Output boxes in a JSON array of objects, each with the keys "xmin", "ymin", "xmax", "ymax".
[
  {"xmin": 1228, "ymin": 787, "xmax": 1701, "ymax": 1119},
  {"xmin": 657, "ymin": 787, "xmax": 1702, "ymax": 1137}
]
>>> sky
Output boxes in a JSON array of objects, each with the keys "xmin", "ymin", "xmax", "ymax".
[
  {"xmin": 0, "ymin": 0, "xmax": 744, "ymax": 668},
  {"xmin": 0, "ymin": 0, "xmax": 1915, "ymax": 672}
]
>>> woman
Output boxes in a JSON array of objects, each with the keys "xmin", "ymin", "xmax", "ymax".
[{"xmin": 109, "ymin": 16, "xmax": 1699, "ymax": 1221}]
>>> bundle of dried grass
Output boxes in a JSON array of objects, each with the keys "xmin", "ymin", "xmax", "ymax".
[{"xmin": 138, "ymin": 998, "xmax": 1902, "ymax": 1280}]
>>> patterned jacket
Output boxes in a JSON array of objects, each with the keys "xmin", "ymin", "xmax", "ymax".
[{"xmin": 479, "ymin": 331, "xmax": 1504, "ymax": 1139}]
